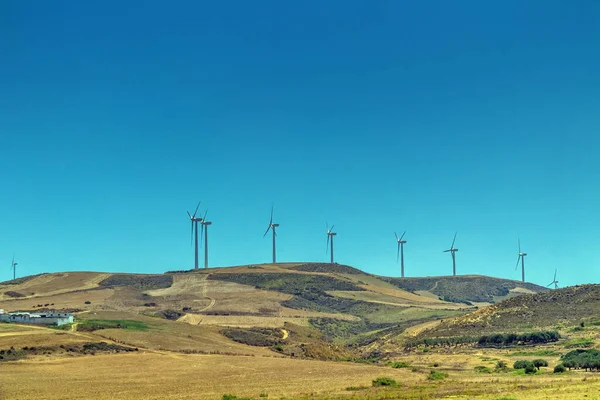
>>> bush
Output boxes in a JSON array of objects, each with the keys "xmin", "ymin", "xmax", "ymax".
[
  {"xmin": 554, "ymin": 364, "xmax": 567, "ymax": 373},
  {"xmin": 84, "ymin": 301, "xmax": 91, "ymax": 304},
  {"xmin": 513, "ymin": 360, "xmax": 532, "ymax": 369},
  {"xmin": 474, "ymin": 366, "xmax": 492, "ymax": 374},
  {"xmin": 524, "ymin": 364, "xmax": 537, "ymax": 374},
  {"xmin": 428, "ymin": 370, "xmax": 448, "ymax": 381},
  {"xmin": 532, "ymin": 359, "xmax": 549, "ymax": 370},
  {"xmin": 372, "ymin": 377, "xmax": 398, "ymax": 387},
  {"xmin": 495, "ymin": 360, "xmax": 508, "ymax": 371},
  {"xmin": 390, "ymin": 361, "xmax": 410, "ymax": 368}
]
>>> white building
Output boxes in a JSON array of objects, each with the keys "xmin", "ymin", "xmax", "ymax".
[{"xmin": 0, "ymin": 310, "xmax": 73, "ymax": 326}]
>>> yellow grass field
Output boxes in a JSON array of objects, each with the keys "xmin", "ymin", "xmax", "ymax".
[{"xmin": 3, "ymin": 350, "xmax": 600, "ymax": 400}]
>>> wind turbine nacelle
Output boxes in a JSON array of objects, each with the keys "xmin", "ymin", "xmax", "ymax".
[
  {"xmin": 329, "ymin": 232, "xmax": 337, "ymax": 236},
  {"xmin": 204, "ymin": 222, "xmax": 213, "ymax": 226},
  {"xmin": 272, "ymin": 224, "xmax": 280, "ymax": 227}
]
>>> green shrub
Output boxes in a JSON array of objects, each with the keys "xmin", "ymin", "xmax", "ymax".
[
  {"xmin": 474, "ymin": 366, "xmax": 492, "ymax": 374},
  {"xmin": 524, "ymin": 363, "xmax": 537, "ymax": 374},
  {"xmin": 221, "ymin": 395, "xmax": 251, "ymax": 400},
  {"xmin": 554, "ymin": 364, "xmax": 567, "ymax": 373},
  {"xmin": 513, "ymin": 360, "xmax": 532, "ymax": 369},
  {"xmin": 428, "ymin": 370, "xmax": 448, "ymax": 381},
  {"xmin": 390, "ymin": 361, "xmax": 410, "ymax": 368},
  {"xmin": 372, "ymin": 377, "xmax": 398, "ymax": 387},
  {"xmin": 495, "ymin": 360, "xmax": 508, "ymax": 371}
]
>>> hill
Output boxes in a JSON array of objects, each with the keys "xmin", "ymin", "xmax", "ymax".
[
  {"xmin": 0, "ymin": 263, "xmax": 550, "ymax": 358},
  {"xmin": 417, "ymin": 284, "xmax": 600, "ymax": 338}
]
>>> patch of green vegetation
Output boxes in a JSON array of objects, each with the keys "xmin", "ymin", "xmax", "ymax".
[
  {"xmin": 208, "ymin": 273, "xmax": 364, "ymax": 295},
  {"xmin": 346, "ymin": 386, "xmax": 369, "ymax": 391},
  {"xmin": 561, "ymin": 349, "xmax": 600, "ymax": 371},
  {"xmin": 510, "ymin": 349, "xmax": 560, "ymax": 357},
  {"xmin": 289, "ymin": 263, "xmax": 366, "ymax": 275},
  {"xmin": 99, "ymin": 274, "xmax": 173, "ymax": 290},
  {"xmin": 427, "ymin": 370, "xmax": 448, "ymax": 381},
  {"xmin": 563, "ymin": 338, "xmax": 595, "ymax": 348},
  {"xmin": 222, "ymin": 395, "xmax": 252, "ymax": 400},
  {"xmin": 474, "ymin": 365, "xmax": 492, "ymax": 374},
  {"xmin": 221, "ymin": 328, "xmax": 283, "ymax": 347},
  {"xmin": 372, "ymin": 377, "xmax": 398, "ymax": 387},
  {"xmin": 478, "ymin": 331, "xmax": 559, "ymax": 347},
  {"xmin": 382, "ymin": 276, "xmax": 546, "ymax": 304},
  {"xmin": 495, "ymin": 398, "xmax": 518, "ymax": 400},
  {"xmin": 76, "ymin": 319, "xmax": 148, "ymax": 332},
  {"xmin": 554, "ymin": 364, "xmax": 567, "ymax": 373},
  {"xmin": 390, "ymin": 361, "xmax": 410, "ymax": 368}
]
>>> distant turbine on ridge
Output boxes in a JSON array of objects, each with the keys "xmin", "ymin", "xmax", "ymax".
[
  {"xmin": 547, "ymin": 269, "xmax": 559, "ymax": 289},
  {"xmin": 263, "ymin": 204, "xmax": 280, "ymax": 263},
  {"xmin": 394, "ymin": 231, "xmax": 407, "ymax": 278},
  {"xmin": 515, "ymin": 239, "xmax": 527, "ymax": 283},
  {"xmin": 443, "ymin": 232, "xmax": 459, "ymax": 276},
  {"xmin": 11, "ymin": 255, "xmax": 17, "ymax": 280},
  {"xmin": 186, "ymin": 201, "xmax": 202, "ymax": 270},
  {"xmin": 326, "ymin": 223, "xmax": 337, "ymax": 264},
  {"xmin": 200, "ymin": 210, "xmax": 212, "ymax": 269}
]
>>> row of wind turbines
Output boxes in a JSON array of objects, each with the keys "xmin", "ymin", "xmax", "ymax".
[{"xmin": 186, "ymin": 201, "xmax": 559, "ymax": 288}]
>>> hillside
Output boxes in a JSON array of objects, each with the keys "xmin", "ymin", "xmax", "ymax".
[
  {"xmin": 0, "ymin": 263, "xmax": 551, "ymax": 359},
  {"xmin": 418, "ymin": 284, "xmax": 600, "ymax": 338},
  {"xmin": 382, "ymin": 275, "xmax": 548, "ymax": 305}
]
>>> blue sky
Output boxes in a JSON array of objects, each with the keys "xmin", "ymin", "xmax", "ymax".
[{"xmin": 1, "ymin": 1, "xmax": 599, "ymax": 287}]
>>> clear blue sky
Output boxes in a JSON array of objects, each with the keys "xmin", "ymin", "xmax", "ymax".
[{"xmin": 1, "ymin": 1, "xmax": 599, "ymax": 287}]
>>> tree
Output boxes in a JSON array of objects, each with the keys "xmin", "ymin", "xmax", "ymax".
[{"xmin": 532, "ymin": 359, "xmax": 549, "ymax": 370}]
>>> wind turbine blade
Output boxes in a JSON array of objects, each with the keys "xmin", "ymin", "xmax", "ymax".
[
  {"xmin": 330, "ymin": 225, "xmax": 335, "ymax": 232},
  {"xmin": 326, "ymin": 222, "xmax": 329, "ymax": 233},
  {"xmin": 394, "ymin": 232, "xmax": 398, "ymax": 241},
  {"xmin": 269, "ymin": 204, "xmax": 274, "ymax": 224},
  {"xmin": 451, "ymin": 232, "xmax": 457, "ymax": 249},
  {"xmin": 186, "ymin": 211, "xmax": 192, "ymax": 219},
  {"xmin": 193, "ymin": 201, "xmax": 201, "ymax": 218},
  {"xmin": 326, "ymin": 234, "xmax": 330, "ymax": 254},
  {"xmin": 190, "ymin": 221, "xmax": 194, "ymax": 246},
  {"xmin": 515, "ymin": 255, "xmax": 521, "ymax": 270},
  {"xmin": 518, "ymin": 238, "xmax": 521, "ymax": 253},
  {"xmin": 397, "ymin": 243, "xmax": 400, "ymax": 262},
  {"xmin": 202, "ymin": 210, "xmax": 208, "ymax": 222},
  {"xmin": 547, "ymin": 282, "xmax": 553, "ymax": 287},
  {"xmin": 263, "ymin": 225, "xmax": 271, "ymax": 238},
  {"xmin": 400, "ymin": 231, "xmax": 406, "ymax": 241},
  {"xmin": 554, "ymin": 269, "xmax": 557, "ymax": 281}
]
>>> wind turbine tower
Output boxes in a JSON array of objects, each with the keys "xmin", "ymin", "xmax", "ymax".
[
  {"xmin": 263, "ymin": 205, "xmax": 279, "ymax": 263},
  {"xmin": 201, "ymin": 210, "xmax": 212, "ymax": 269},
  {"xmin": 515, "ymin": 239, "xmax": 527, "ymax": 283},
  {"xmin": 326, "ymin": 224, "xmax": 337, "ymax": 264},
  {"xmin": 547, "ymin": 269, "xmax": 559, "ymax": 289},
  {"xmin": 11, "ymin": 256, "xmax": 17, "ymax": 280},
  {"xmin": 186, "ymin": 201, "xmax": 202, "ymax": 270},
  {"xmin": 443, "ymin": 232, "xmax": 459, "ymax": 276},
  {"xmin": 395, "ymin": 231, "xmax": 407, "ymax": 278}
]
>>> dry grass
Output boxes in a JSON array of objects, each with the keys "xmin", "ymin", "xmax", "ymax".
[
  {"xmin": 0, "ymin": 288, "xmax": 115, "ymax": 312},
  {"xmin": 0, "ymin": 352, "xmax": 416, "ymax": 400},
  {"xmin": 0, "ymin": 272, "xmax": 110, "ymax": 300}
]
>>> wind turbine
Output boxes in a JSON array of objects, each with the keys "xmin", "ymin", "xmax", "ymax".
[
  {"xmin": 395, "ymin": 231, "xmax": 407, "ymax": 278},
  {"xmin": 186, "ymin": 201, "xmax": 202, "ymax": 270},
  {"xmin": 515, "ymin": 239, "xmax": 527, "ymax": 283},
  {"xmin": 263, "ymin": 204, "xmax": 280, "ymax": 263},
  {"xmin": 200, "ymin": 210, "xmax": 212, "ymax": 269},
  {"xmin": 547, "ymin": 269, "xmax": 559, "ymax": 289},
  {"xmin": 326, "ymin": 223, "xmax": 337, "ymax": 264},
  {"xmin": 443, "ymin": 232, "xmax": 459, "ymax": 276},
  {"xmin": 10, "ymin": 256, "xmax": 17, "ymax": 280}
]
